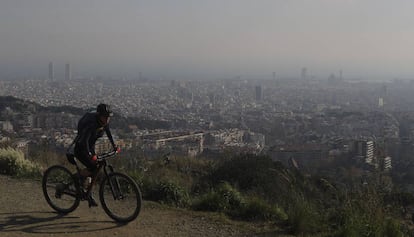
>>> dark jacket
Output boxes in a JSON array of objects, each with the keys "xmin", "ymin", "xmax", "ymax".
[{"xmin": 75, "ymin": 112, "xmax": 115, "ymax": 156}]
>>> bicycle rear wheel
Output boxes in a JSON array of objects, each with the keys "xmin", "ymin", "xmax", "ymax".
[
  {"xmin": 42, "ymin": 165, "xmax": 81, "ymax": 214},
  {"xmin": 99, "ymin": 172, "xmax": 142, "ymax": 223}
]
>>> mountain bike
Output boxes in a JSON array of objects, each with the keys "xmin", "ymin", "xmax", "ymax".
[{"xmin": 42, "ymin": 151, "xmax": 142, "ymax": 223}]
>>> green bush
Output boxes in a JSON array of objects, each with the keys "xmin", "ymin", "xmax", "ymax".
[
  {"xmin": 231, "ymin": 197, "xmax": 288, "ymax": 222},
  {"xmin": 208, "ymin": 154, "xmax": 290, "ymax": 205},
  {"xmin": 332, "ymin": 187, "xmax": 408, "ymax": 237},
  {"xmin": 0, "ymin": 147, "xmax": 42, "ymax": 178},
  {"xmin": 384, "ymin": 191, "xmax": 414, "ymax": 207},
  {"xmin": 139, "ymin": 156, "xmax": 210, "ymax": 195},
  {"xmin": 193, "ymin": 183, "xmax": 288, "ymax": 223},
  {"xmin": 384, "ymin": 218, "xmax": 404, "ymax": 237},
  {"xmin": 128, "ymin": 170, "xmax": 144, "ymax": 187},
  {"xmin": 334, "ymin": 201, "xmax": 406, "ymax": 237},
  {"xmin": 210, "ymin": 154, "xmax": 279, "ymax": 191},
  {"xmin": 192, "ymin": 182, "xmax": 243, "ymax": 212},
  {"xmin": 287, "ymin": 196, "xmax": 325, "ymax": 234},
  {"xmin": 216, "ymin": 182, "xmax": 244, "ymax": 209},
  {"xmin": 145, "ymin": 180, "xmax": 190, "ymax": 208},
  {"xmin": 192, "ymin": 191, "xmax": 228, "ymax": 212}
]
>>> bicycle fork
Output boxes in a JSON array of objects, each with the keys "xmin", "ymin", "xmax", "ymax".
[{"xmin": 104, "ymin": 165, "xmax": 123, "ymax": 200}]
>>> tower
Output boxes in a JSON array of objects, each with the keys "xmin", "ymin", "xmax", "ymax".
[
  {"xmin": 48, "ymin": 62, "xmax": 54, "ymax": 81},
  {"xmin": 255, "ymin": 85, "xmax": 262, "ymax": 101},
  {"xmin": 65, "ymin": 63, "xmax": 71, "ymax": 80},
  {"xmin": 378, "ymin": 84, "xmax": 387, "ymax": 108},
  {"xmin": 301, "ymin": 67, "xmax": 307, "ymax": 80}
]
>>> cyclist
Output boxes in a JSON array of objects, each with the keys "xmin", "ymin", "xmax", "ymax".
[{"xmin": 74, "ymin": 103, "xmax": 119, "ymax": 207}]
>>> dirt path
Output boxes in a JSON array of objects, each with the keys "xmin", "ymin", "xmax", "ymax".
[{"xmin": 0, "ymin": 176, "xmax": 286, "ymax": 237}]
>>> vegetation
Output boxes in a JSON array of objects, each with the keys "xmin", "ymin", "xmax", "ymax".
[
  {"xmin": 192, "ymin": 182, "xmax": 244, "ymax": 213},
  {"xmin": 143, "ymin": 180, "xmax": 191, "ymax": 208},
  {"xmin": 231, "ymin": 196, "xmax": 288, "ymax": 222},
  {"xmin": 0, "ymin": 147, "xmax": 42, "ymax": 178},
  {"xmin": 124, "ymin": 153, "xmax": 413, "ymax": 236},
  {"xmin": 1, "ymin": 146, "xmax": 412, "ymax": 235}
]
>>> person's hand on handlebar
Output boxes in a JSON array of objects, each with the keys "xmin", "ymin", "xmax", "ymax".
[
  {"xmin": 114, "ymin": 146, "xmax": 121, "ymax": 154},
  {"xmin": 91, "ymin": 154, "xmax": 98, "ymax": 163}
]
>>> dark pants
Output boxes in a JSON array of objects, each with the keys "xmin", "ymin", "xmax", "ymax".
[{"xmin": 74, "ymin": 144, "xmax": 97, "ymax": 172}]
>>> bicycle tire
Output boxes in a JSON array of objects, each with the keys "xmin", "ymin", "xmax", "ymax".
[
  {"xmin": 99, "ymin": 172, "xmax": 142, "ymax": 223},
  {"xmin": 42, "ymin": 165, "xmax": 81, "ymax": 214}
]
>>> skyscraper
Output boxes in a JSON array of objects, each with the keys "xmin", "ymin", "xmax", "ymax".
[
  {"xmin": 301, "ymin": 67, "xmax": 307, "ymax": 80},
  {"xmin": 355, "ymin": 140, "xmax": 375, "ymax": 165},
  {"xmin": 378, "ymin": 84, "xmax": 387, "ymax": 108},
  {"xmin": 255, "ymin": 85, "xmax": 262, "ymax": 101},
  {"xmin": 65, "ymin": 63, "xmax": 71, "ymax": 80},
  {"xmin": 48, "ymin": 62, "xmax": 54, "ymax": 81}
]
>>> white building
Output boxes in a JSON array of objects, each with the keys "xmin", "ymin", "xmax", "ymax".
[
  {"xmin": 365, "ymin": 141, "xmax": 375, "ymax": 164},
  {"xmin": 384, "ymin": 156, "xmax": 392, "ymax": 171}
]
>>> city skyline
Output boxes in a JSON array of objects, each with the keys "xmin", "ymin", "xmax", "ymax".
[{"xmin": 1, "ymin": 0, "xmax": 414, "ymax": 80}]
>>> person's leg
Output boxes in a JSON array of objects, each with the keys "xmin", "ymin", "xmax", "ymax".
[
  {"xmin": 75, "ymin": 145, "xmax": 97, "ymax": 176},
  {"xmin": 74, "ymin": 146, "xmax": 99, "ymax": 207}
]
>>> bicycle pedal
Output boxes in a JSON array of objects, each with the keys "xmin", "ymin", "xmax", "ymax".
[
  {"xmin": 55, "ymin": 183, "xmax": 65, "ymax": 198},
  {"xmin": 88, "ymin": 197, "xmax": 98, "ymax": 208}
]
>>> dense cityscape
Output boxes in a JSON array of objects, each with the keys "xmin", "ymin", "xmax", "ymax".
[{"xmin": 2, "ymin": 69, "xmax": 414, "ymax": 186}]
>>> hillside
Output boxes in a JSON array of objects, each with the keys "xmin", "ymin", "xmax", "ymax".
[
  {"xmin": 0, "ymin": 175, "xmax": 287, "ymax": 237},
  {"xmin": 0, "ymin": 95, "xmax": 170, "ymax": 130}
]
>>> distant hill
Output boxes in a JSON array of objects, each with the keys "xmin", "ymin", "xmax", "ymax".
[
  {"xmin": 0, "ymin": 96, "xmax": 85, "ymax": 115},
  {"xmin": 0, "ymin": 96, "xmax": 171, "ymax": 130}
]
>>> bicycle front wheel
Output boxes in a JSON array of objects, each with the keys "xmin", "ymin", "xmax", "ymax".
[
  {"xmin": 42, "ymin": 165, "xmax": 81, "ymax": 214},
  {"xmin": 99, "ymin": 172, "xmax": 142, "ymax": 223}
]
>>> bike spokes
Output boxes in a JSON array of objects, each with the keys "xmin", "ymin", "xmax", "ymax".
[
  {"xmin": 42, "ymin": 165, "xmax": 81, "ymax": 213},
  {"xmin": 99, "ymin": 173, "xmax": 141, "ymax": 223}
]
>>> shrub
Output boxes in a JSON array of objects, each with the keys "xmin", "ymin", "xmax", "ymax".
[
  {"xmin": 145, "ymin": 180, "xmax": 190, "ymax": 208},
  {"xmin": 0, "ymin": 147, "xmax": 42, "ymax": 178},
  {"xmin": 141, "ymin": 156, "xmax": 209, "ymax": 194},
  {"xmin": 232, "ymin": 197, "xmax": 288, "ymax": 222},
  {"xmin": 216, "ymin": 182, "xmax": 244, "ymax": 209},
  {"xmin": 128, "ymin": 170, "xmax": 144, "ymax": 187},
  {"xmin": 210, "ymin": 154, "xmax": 278, "ymax": 191},
  {"xmin": 192, "ymin": 182, "xmax": 243, "ymax": 212},
  {"xmin": 384, "ymin": 218, "xmax": 404, "ymax": 237},
  {"xmin": 286, "ymin": 196, "xmax": 325, "ymax": 234},
  {"xmin": 333, "ymin": 188, "xmax": 405, "ymax": 237},
  {"xmin": 193, "ymin": 184, "xmax": 288, "ymax": 223},
  {"xmin": 192, "ymin": 191, "xmax": 228, "ymax": 212},
  {"xmin": 208, "ymin": 154, "xmax": 290, "ymax": 204},
  {"xmin": 384, "ymin": 191, "xmax": 414, "ymax": 207}
]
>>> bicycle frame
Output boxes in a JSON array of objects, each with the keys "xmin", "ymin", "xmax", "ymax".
[{"xmin": 70, "ymin": 151, "xmax": 119, "ymax": 199}]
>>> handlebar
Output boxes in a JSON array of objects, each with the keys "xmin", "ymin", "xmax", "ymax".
[{"xmin": 97, "ymin": 150, "xmax": 118, "ymax": 162}]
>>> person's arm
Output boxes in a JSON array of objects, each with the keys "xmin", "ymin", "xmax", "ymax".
[
  {"xmin": 105, "ymin": 125, "xmax": 117, "ymax": 149},
  {"xmin": 80, "ymin": 124, "xmax": 95, "ymax": 156}
]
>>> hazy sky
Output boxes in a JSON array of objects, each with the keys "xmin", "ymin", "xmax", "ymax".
[{"xmin": 1, "ymin": 0, "xmax": 414, "ymax": 80}]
